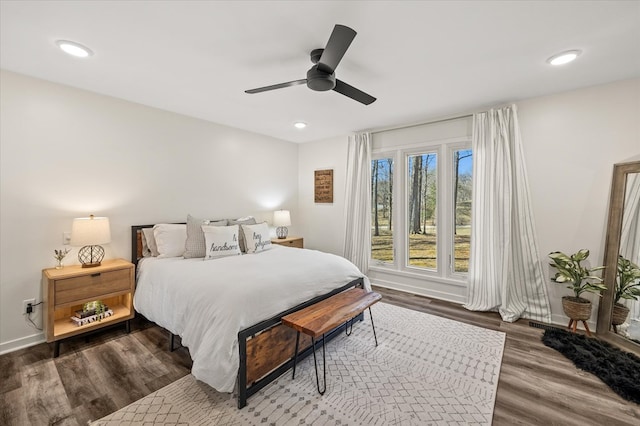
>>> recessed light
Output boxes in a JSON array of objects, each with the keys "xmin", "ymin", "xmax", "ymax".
[
  {"xmin": 547, "ymin": 50, "xmax": 581, "ymax": 66},
  {"xmin": 294, "ymin": 122, "xmax": 307, "ymax": 129},
  {"xmin": 56, "ymin": 40, "xmax": 93, "ymax": 58}
]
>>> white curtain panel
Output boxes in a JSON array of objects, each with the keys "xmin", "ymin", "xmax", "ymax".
[
  {"xmin": 343, "ymin": 132, "xmax": 372, "ymax": 274},
  {"xmin": 620, "ymin": 172, "xmax": 640, "ymax": 321},
  {"xmin": 464, "ymin": 105, "xmax": 551, "ymax": 323}
]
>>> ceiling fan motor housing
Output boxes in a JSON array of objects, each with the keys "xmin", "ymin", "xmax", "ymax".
[{"xmin": 306, "ymin": 66, "xmax": 336, "ymax": 91}]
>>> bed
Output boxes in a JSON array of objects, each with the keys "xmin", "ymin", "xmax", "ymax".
[{"xmin": 130, "ymin": 223, "xmax": 370, "ymax": 408}]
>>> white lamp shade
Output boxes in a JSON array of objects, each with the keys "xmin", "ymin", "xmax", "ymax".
[
  {"xmin": 273, "ymin": 210, "xmax": 291, "ymax": 227},
  {"xmin": 70, "ymin": 216, "xmax": 111, "ymax": 246}
]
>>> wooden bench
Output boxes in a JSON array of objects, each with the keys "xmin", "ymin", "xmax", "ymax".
[{"xmin": 281, "ymin": 288, "xmax": 382, "ymax": 395}]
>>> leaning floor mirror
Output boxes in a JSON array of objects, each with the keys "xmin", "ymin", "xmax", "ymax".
[{"xmin": 597, "ymin": 160, "xmax": 640, "ymax": 354}]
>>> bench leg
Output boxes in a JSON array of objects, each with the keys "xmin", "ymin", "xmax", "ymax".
[
  {"xmin": 311, "ymin": 335, "xmax": 326, "ymax": 395},
  {"xmin": 292, "ymin": 331, "xmax": 300, "ymax": 379},
  {"xmin": 345, "ymin": 318, "xmax": 353, "ymax": 336},
  {"xmin": 369, "ymin": 307, "xmax": 378, "ymax": 346}
]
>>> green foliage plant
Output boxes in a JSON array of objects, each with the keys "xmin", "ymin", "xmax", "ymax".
[
  {"xmin": 548, "ymin": 249, "xmax": 606, "ymax": 300},
  {"xmin": 615, "ymin": 255, "xmax": 640, "ymax": 304},
  {"xmin": 54, "ymin": 248, "xmax": 71, "ymax": 261},
  {"xmin": 83, "ymin": 300, "xmax": 106, "ymax": 321}
]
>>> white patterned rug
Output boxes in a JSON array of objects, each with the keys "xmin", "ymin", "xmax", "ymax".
[{"xmin": 93, "ymin": 302, "xmax": 505, "ymax": 425}]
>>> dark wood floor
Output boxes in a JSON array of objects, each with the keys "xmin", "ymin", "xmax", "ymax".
[{"xmin": 1, "ymin": 286, "xmax": 638, "ymax": 425}]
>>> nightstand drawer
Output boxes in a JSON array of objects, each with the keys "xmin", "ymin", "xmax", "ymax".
[
  {"xmin": 55, "ymin": 268, "xmax": 131, "ymax": 306},
  {"xmin": 271, "ymin": 237, "xmax": 304, "ymax": 249},
  {"xmin": 279, "ymin": 239, "xmax": 303, "ymax": 248}
]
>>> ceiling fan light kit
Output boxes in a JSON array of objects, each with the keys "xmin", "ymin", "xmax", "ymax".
[{"xmin": 245, "ymin": 24, "xmax": 376, "ymax": 105}]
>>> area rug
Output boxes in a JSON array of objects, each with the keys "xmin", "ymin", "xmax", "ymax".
[
  {"xmin": 542, "ymin": 328, "xmax": 640, "ymax": 404},
  {"xmin": 93, "ymin": 302, "xmax": 506, "ymax": 425}
]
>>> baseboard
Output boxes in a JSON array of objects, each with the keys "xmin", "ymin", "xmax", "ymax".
[
  {"xmin": 0, "ymin": 332, "xmax": 46, "ymax": 356},
  {"xmin": 371, "ymin": 280, "xmax": 466, "ymax": 304},
  {"xmin": 372, "ymin": 282, "xmax": 596, "ymax": 330}
]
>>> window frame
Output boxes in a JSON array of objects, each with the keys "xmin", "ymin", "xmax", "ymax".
[{"xmin": 370, "ymin": 137, "xmax": 472, "ymax": 284}]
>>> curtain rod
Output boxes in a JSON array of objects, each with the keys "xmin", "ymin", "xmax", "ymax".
[{"xmin": 370, "ymin": 113, "xmax": 473, "ymax": 136}]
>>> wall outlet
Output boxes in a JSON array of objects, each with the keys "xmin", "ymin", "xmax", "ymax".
[
  {"xmin": 23, "ymin": 298, "xmax": 35, "ymax": 315},
  {"xmin": 63, "ymin": 232, "xmax": 71, "ymax": 245}
]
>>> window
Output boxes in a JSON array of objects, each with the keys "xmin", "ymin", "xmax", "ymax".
[
  {"xmin": 453, "ymin": 149, "xmax": 472, "ymax": 273},
  {"xmin": 371, "ymin": 158, "xmax": 394, "ymax": 263},
  {"xmin": 407, "ymin": 152, "xmax": 437, "ymax": 269},
  {"xmin": 371, "ymin": 143, "xmax": 472, "ymax": 280}
]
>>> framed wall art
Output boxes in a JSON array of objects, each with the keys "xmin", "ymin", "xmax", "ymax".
[{"xmin": 314, "ymin": 169, "xmax": 333, "ymax": 203}]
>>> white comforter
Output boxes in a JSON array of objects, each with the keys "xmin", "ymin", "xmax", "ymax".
[{"xmin": 133, "ymin": 245, "xmax": 370, "ymax": 392}]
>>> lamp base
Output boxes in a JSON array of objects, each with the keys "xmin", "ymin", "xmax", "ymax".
[
  {"xmin": 78, "ymin": 245, "xmax": 105, "ymax": 268},
  {"xmin": 276, "ymin": 226, "xmax": 289, "ymax": 239}
]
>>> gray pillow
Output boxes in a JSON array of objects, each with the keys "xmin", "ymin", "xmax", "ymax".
[
  {"xmin": 184, "ymin": 214, "xmax": 227, "ymax": 258},
  {"xmin": 228, "ymin": 216, "xmax": 256, "ymax": 253}
]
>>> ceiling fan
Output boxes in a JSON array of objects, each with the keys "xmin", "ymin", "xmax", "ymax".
[{"xmin": 245, "ymin": 24, "xmax": 376, "ymax": 105}]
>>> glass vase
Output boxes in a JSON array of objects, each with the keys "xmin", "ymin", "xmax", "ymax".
[{"xmin": 55, "ymin": 259, "xmax": 64, "ymax": 270}]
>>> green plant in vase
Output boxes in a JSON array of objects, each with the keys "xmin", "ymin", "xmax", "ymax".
[
  {"xmin": 54, "ymin": 248, "xmax": 71, "ymax": 269},
  {"xmin": 612, "ymin": 255, "xmax": 640, "ymax": 328},
  {"xmin": 549, "ymin": 249, "xmax": 606, "ymax": 333}
]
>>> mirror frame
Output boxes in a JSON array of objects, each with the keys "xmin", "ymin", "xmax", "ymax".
[{"xmin": 596, "ymin": 160, "xmax": 640, "ymax": 354}]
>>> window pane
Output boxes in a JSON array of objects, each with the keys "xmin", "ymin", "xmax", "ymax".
[
  {"xmin": 371, "ymin": 158, "xmax": 394, "ymax": 263},
  {"xmin": 454, "ymin": 149, "xmax": 472, "ymax": 273},
  {"xmin": 407, "ymin": 153, "xmax": 437, "ymax": 269}
]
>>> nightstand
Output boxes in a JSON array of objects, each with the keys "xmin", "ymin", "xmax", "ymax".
[
  {"xmin": 271, "ymin": 236, "xmax": 304, "ymax": 249},
  {"xmin": 42, "ymin": 258, "xmax": 135, "ymax": 357}
]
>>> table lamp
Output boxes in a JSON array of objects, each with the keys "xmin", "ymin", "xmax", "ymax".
[
  {"xmin": 273, "ymin": 210, "xmax": 291, "ymax": 239},
  {"xmin": 70, "ymin": 215, "xmax": 111, "ymax": 267}
]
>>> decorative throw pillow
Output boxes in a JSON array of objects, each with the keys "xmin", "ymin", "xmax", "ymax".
[
  {"xmin": 153, "ymin": 224, "xmax": 187, "ymax": 258},
  {"xmin": 228, "ymin": 216, "xmax": 256, "ymax": 253},
  {"xmin": 241, "ymin": 222, "xmax": 272, "ymax": 254},
  {"xmin": 184, "ymin": 214, "xmax": 227, "ymax": 258},
  {"xmin": 141, "ymin": 227, "xmax": 158, "ymax": 257},
  {"xmin": 202, "ymin": 224, "xmax": 241, "ymax": 260}
]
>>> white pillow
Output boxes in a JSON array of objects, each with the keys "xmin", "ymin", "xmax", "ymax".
[
  {"xmin": 153, "ymin": 224, "xmax": 187, "ymax": 258},
  {"xmin": 241, "ymin": 222, "xmax": 272, "ymax": 254},
  {"xmin": 141, "ymin": 227, "xmax": 158, "ymax": 257},
  {"xmin": 228, "ymin": 216, "xmax": 256, "ymax": 253},
  {"xmin": 202, "ymin": 224, "xmax": 241, "ymax": 260}
]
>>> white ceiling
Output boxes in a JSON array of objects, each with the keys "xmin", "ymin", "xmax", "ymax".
[{"xmin": 1, "ymin": 1, "xmax": 639, "ymax": 143}]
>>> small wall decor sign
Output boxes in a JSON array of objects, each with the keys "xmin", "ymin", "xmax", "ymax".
[{"xmin": 314, "ymin": 169, "xmax": 333, "ymax": 203}]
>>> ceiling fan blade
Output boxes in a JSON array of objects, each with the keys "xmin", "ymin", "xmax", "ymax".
[
  {"xmin": 317, "ymin": 24, "xmax": 356, "ymax": 74},
  {"xmin": 245, "ymin": 79, "xmax": 307, "ymax": 94},
  {"xmin": 333, "ymin": 79, "xmax": 376, "ymax": 105}
]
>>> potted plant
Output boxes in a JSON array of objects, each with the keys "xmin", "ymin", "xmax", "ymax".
[
  {"xmin": 549, "ymin": 249, "xmax": 606, "ymax": 325},
  {"xmin": 612, "ymin": 255, "xmax": 640, "ymax": 327}
]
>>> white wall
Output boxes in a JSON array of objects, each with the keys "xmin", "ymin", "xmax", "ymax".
[
  {"xmin": 298, "ymin": 77, "xmax": 640, "ymax": 326},
  {"xmin": 297, "ymin": 135, "xmax": 349, "ymax": 255},
  {"xmin": 0, "ymin": 70, "xmax": 299, "ymax": 353},
  {"xmin": 518, "ymin": 78, "xmax": 640, "ymax": 325}
]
